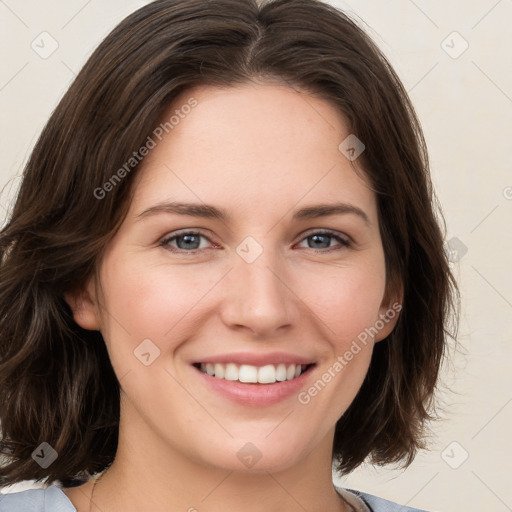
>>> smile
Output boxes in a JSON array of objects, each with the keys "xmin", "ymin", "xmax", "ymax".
[{"xmin": 195, "ymin": 362, "xmax": 313, "ymax": 384}]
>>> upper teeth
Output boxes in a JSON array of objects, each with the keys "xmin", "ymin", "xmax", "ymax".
[{"xmin": 199, "ymin": 363, "xmax": 307, "ymax": 384}]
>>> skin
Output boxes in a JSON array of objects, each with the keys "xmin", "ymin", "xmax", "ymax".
[{"xmin": 63, "ymin": 81, "xmax": 401, "ymax": 512}]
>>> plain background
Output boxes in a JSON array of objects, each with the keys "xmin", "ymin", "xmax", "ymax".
[{"xmin": 0, "ymin": 1, "xmax": 511, "ymax": 511}]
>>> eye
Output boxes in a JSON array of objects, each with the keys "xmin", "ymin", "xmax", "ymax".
[
  {"xmin": 296, "ymin": 230, "xmax": 351, "ymax": 252},
  {"xmin": 160, "ymin": 229, "xmax": 351, "ymax": 254},
  {"xmin": 160, "ymin": 231, "xmax": 214, "ymax": 253}
]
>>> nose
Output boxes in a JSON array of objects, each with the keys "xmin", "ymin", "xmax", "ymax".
[{"xmin": 219, "ymin": 243, "xmax": 300, "ymax": 337}]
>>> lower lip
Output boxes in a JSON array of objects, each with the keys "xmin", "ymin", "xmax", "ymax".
[{"xmin": 193, "ymin": 365, "xmax": 315, "ymax": 406}]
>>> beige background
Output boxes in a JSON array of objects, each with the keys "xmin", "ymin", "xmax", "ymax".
[{"xmin": 1, "ymin": 1, "xmax": 511, "ymax": 511}]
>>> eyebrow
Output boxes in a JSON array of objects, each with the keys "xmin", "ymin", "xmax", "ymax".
[{"xmin": 135, "ymin": 201, "xmax": 369, "ymax": 224}]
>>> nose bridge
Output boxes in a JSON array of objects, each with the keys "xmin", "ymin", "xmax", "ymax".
[{"xmin": 220, "ymin": 235, "xmax": 296, "ymax": 334}]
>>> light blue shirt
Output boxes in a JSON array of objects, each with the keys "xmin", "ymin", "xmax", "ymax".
[{"xmin": 0, "ymin": 484, "xmax": 431, "ymax": 511}]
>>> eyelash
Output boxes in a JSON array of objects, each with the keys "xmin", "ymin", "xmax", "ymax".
[{"xmin": 159, "ymin": 229, "xmax": 351, "ymax": 255}]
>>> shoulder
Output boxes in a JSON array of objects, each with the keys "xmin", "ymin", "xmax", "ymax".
[
  {"xmin": 0, "ymin": 485, "xmax": 76, "ymax": 512},
  {"xmin": 338, "ymin": 486, "xmax": 435, "ymax": 512}
]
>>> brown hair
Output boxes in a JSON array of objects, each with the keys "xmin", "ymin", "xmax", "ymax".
[{"xmin": 0, "ymin": 0, "xmax": 458, "ymax": 487}]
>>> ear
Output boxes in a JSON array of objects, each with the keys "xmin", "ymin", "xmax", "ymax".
[
  {"xmin": 64, "ymin": 277, "xmax": 101, "ymax": 331},
  {"xmin": 374, "ymin": 280, "xmax": 403, "ymax": 342}
]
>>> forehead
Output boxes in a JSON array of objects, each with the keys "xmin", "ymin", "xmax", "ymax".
[{"xmin": 129, "ymin": 82, "xmax": 377, "ymax": 223}]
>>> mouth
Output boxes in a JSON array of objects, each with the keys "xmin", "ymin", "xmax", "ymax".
[{"xmin": 192, "ymin": 362, "xmax": 315, "ymax": 384}]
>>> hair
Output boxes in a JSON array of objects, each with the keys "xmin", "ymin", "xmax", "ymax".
[{"xmin": 0, "ymin": 0, "xmax": 458, "ymax": 488}]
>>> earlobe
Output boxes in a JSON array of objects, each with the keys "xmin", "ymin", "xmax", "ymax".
[{"xmin": 64, "ymin": 278, "xmax": 101, "ymax": 331}]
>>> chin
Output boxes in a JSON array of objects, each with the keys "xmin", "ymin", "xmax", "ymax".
[{"xmin": 193, "ymin": 435, "xmax": 310, "ymax": 474}]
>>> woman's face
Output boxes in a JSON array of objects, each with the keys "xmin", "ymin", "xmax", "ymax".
[{"xmin": 70, "ymin": 82, "xmax": 399, "ymax": 474}]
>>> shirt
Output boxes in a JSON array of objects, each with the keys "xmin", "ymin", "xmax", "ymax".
[{"xmin": 0, "ymin": 483, "xmax": 431, "ymax": 511}]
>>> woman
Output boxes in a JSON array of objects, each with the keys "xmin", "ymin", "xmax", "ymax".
[{"xmin": 0, "ymin": 0, "xmax": 458, "ymax": 510}]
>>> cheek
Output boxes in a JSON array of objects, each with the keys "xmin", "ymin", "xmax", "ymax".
[
  {"xmin": 293, "ymin": 266, "xmax": 385, "ymax": 428},
  {"xmin": 298, "ymin": 259, "xmax": 387, "ymax": 346},
  {"xmin": 99, "ymin": 246, "xmax": 387, "ymax": 372},
  {"xmin": 98, "ymin": 258, "xmax": 216, "ymax": 353}
]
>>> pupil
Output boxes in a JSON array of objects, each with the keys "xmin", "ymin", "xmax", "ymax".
[
  {"xmin": 311, "ymin": 234, "xmax": 329, "ymax": 249},
  {"xmin": 179, "ymin": 235, "xmax": 199, "ymax": 250}
]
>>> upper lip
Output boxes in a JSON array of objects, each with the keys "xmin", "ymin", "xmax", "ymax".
[{"xmin": 193, "ymin": 351, "xmax": 315, "ymax": 367}]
